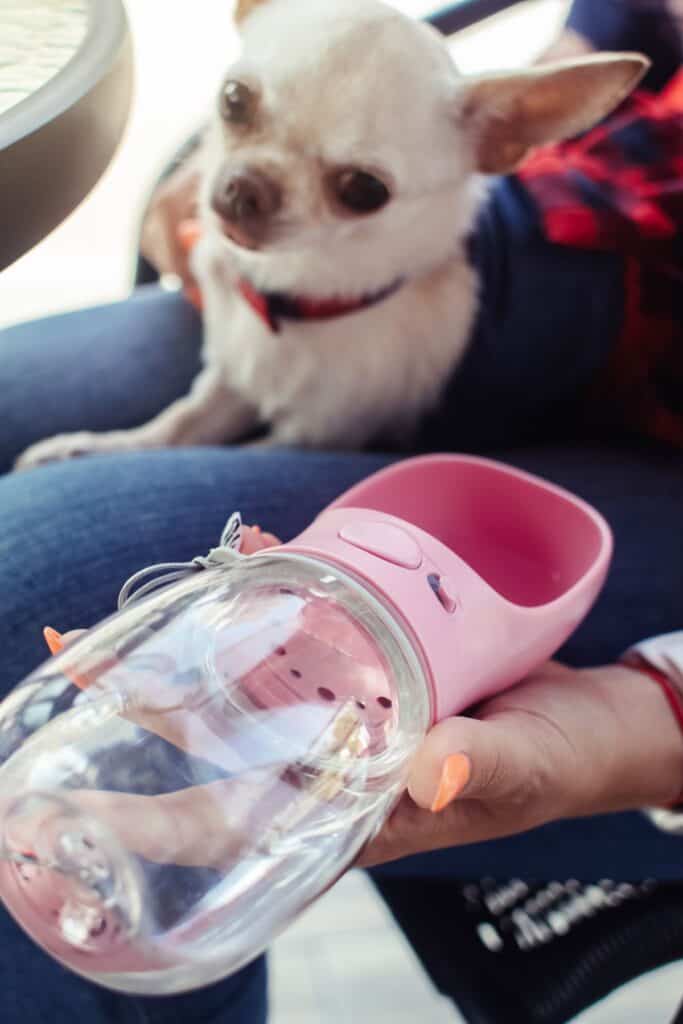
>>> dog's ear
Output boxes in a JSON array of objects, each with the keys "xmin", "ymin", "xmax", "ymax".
[
  {"xmin": 234, "ymin": 0, "xmax": 270, "ymax": 25},
  {"xmin": 458, "ymin": 53, "xmax": 649, "ymax": 174}
]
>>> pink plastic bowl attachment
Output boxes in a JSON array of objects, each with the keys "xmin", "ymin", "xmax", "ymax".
[{"xmin": 283, "ymin": 454, "xmax": 613, "ymax": 721}]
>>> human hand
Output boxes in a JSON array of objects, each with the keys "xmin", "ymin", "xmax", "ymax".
[
  {"xmin": 358, "ymin": 661, "xmax": 683, "ymax": 867},
  {"xmin": 139, "ymin": 147, "xmax": 205, "ymax": 297},
  {"xmin": 42, "ymin": 561, "xmax": 683, "ymax": 873}
]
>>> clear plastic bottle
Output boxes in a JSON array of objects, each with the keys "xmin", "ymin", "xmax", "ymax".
[
  {"xmin": 0, "ymin": 554, "xmax": 431, "ymax": 994},
  {"xmin": 0, "ymin": 454, "xmax": 612, "ymax": 994}
]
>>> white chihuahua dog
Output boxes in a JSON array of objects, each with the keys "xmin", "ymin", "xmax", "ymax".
[{"xmin": 16, "ymin": 0, "xmax": 646, "ymax": 468}]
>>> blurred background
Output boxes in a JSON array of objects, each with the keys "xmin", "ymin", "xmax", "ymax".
[
  {"xmin": 0, "ymin": 0, "xmax": 570, "ymax": 329},
  {"xmin": 3, "ymin": 1, "xmax": 683, "ymax": 1021}
]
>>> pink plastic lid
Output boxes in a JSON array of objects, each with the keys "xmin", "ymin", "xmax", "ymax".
[{"xmin": 283, "ymin": 455, "xmax": 612, "ymax": 721}]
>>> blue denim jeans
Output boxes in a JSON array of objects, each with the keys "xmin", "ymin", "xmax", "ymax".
[{"xmin": 0, "ymin": 286, "xmax": 682, "ymax": 1021}]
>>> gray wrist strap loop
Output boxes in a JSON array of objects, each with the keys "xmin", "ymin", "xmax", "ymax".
[{"xmin": 117, "ymin": 512, "xmax": 244, "ymax": 610}]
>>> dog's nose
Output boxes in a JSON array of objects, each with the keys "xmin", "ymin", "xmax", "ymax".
[{"xmin": 211, "ymin": 168, "xmax": 282, "ymax": 234}]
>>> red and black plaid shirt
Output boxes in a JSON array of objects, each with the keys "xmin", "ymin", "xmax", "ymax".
[{"xmin": 517, "ymin": 70, "xmax": 683, "ymax": 447}]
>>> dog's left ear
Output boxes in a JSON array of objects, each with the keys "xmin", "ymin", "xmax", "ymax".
[
  {"xmin": 458, "ymin": 53, "xmax": 650, "ymax": 174},
  {"xmin": 234, "ymin": 0, "xmax": 270, "ymax": 24}
]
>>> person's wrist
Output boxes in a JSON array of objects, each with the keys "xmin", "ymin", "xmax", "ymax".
[{"xmin": 571, "ymin": 664, "xmax": 683, "ymax": 814}]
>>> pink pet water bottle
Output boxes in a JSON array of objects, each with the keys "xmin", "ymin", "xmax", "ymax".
[{"xmin": 0, "ymin": 455, "xmax": 611, "ymax": 994}]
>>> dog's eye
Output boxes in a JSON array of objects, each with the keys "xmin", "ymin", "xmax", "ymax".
[
  {"xmin": 220, "ymin": 80, "xmax": 257, "ymax": 125},
  {"xmin": 332, "ymin": 169, "xmax": 390, "ymax": 214}
]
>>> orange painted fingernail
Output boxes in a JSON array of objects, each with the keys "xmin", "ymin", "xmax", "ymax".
[
  {"xmin": 177, "ymin": 218, "xmax": 202, "ymax": 250},
  {"xmin": 431, "ymin": 754, "xmax": 471, "ymax": 813},
  {"xmin": 251, "ymin": 524, "xmax": 261, "ymax": 534},
  {"xmin": 43, "ymin": 627, "xmax": 64, "ymax": 656}
]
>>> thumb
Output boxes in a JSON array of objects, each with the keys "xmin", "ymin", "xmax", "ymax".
[{"xmin": 408, "ymin": 714, "xmax": 543, "ymax": 812}]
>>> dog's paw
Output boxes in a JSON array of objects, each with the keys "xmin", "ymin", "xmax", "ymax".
[{"xmin": 14, "ymin": 431, "xmax": 128, "ymax": 471}]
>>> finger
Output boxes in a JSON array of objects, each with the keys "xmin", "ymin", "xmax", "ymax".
[
  {"xmin": 140, "ymin": 163, "xmax": 202, "ymax": 285},
  {"xmin": 409, "ymin": 661, "xmax": 574, "ymax": 812},
  {"xmin": 168, "ymin": 238, "xmax": 197, "ymax": 292},
  {"xmin": 183, "ymin": 283, "xmax": 203, "ymax": 310},
  {"xmin": 40, "ymin": 624, "xmax": 294, "ymax": 780},
  {"xmin": 356, "ymin": 789, "xmax": 519, "ymax": 868},
  {"xmin": 43, "ymin": 627, "xmax": 87, "ymax": 659},
  {"xmin": 43, "ymin": 626, "xmax": 65, "ymax": 655},
  {"xmin": 61, "ymin": 629, "xmax": 87, "ymax": 646},
  {"xmin": 177, "ymin": 218, "xmax": 202, "ymax": 252},
  {"xmin": 141, "ymin": 208, "xmax": 195, "ymax": 287},
  {"xmin": 4, "ymin": 780, "xmax": 258, "ymax": 870},
  {"xmin": 240, "ymin": 525, "xmax": 282, "ymax": 554},
  {"xmin": 140, "ymin": 209, "xmax": 177, "ymax": 276},
  {"xmin": 407, "ymin": 714, "xmax": 545, "ymax": 812},
  {"xmin": 73, "ymin": 780, "xmax": 256, "ymax": 867},
  {"xmin": 42, "ymin": 625, "xmax": 217, "ymax": 758},
  {"xmin": 259, "ymin": 530, "xmax": 281, "ymax": 547}
]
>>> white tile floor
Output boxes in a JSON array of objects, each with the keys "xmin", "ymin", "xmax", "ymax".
[
  {"xmin": 3, "ymin": 1, "xmax": 683, "ymax": 1020},
  {"xmin": 269, "ymin": 870, "xmax": 462, "ymax": 1024}
]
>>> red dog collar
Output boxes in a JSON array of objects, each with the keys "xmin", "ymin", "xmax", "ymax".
[
  {"xmin": 236, "ymin": 276, "xmax": 404, "ymax": 333},
  {"xmin": 177, "ymin": 222, "xmax": 404, "ymax": 327}
]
